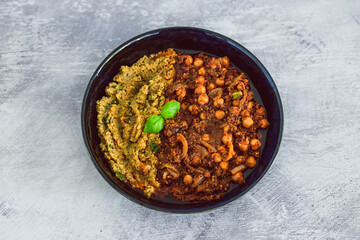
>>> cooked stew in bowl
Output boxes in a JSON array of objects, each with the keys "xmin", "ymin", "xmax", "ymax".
[{"xmin": 96, "ymin": 49, "xmax": 269, "ymax": 201}]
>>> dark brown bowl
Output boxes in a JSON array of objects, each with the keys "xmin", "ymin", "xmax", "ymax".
[{"xmin": 81, "ymin": 27, "xmax": 283, "ymax": 213}]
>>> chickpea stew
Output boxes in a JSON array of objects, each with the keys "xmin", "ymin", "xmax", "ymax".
[{"xmin": 97, "ymin": 49, "xmax": 269, "ymax": 201}]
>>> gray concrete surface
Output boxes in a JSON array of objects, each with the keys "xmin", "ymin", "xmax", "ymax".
[{"xmin": 1, "ymin": 0, "xmax": 360, "ymax": 239}]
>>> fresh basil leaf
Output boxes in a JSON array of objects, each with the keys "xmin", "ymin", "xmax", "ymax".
[
  {"xmin": 161, "ymin": 101, "xmax": 181, "ymax": 119},
  {"xmin": 144, "ymin": 115, "xmax": 165, "ymax": 133}
]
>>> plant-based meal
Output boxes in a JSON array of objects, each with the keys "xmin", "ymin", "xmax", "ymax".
[
  {"xmin": 96, "ymin": 49, "xmax": 176, "ymax": 197},
  {"xmin": 96, "ymin": 49, "xmax": 269, "ymax": 200}
]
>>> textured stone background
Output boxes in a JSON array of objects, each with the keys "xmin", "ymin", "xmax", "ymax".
[{"xmin": 1, "ymin": 0, "xmax": 360, "ymax": 239}]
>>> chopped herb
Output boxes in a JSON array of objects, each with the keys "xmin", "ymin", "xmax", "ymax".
[
  {"xmin": 150, "ymin": 141, "xmax": 159, "ymax": 154},
  {"xmin": 102, "ymin": 116, "xmax": 107, "ymax": 124},
  {"xmin": 116, "ymin": 120, "xmax": 121, "ymax": 129},
  {"xmin": 233, "ymin": 91, "xmax": 243, "ymax": 100},
  {"xmin": 115, "ymin": 171, "xmax": 125, "ymax": 181},
  {"xmin": 134, "ymin": 85, "xmax": 141, "ymax": 93}
]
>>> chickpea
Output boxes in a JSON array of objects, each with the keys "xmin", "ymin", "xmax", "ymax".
[
  {"xmin": 253, "ymin": 151, "xmax": 260, "ymax": 158},
  {"xmin": 256, "ymin": 107, "xmax": 266, "ymax": 116},
  {"xmin": 195, "ymin": 84, "xmax": 206, "ymax": 95},
  {"xmin": 193, "ymin": 58, "xmax": 204, "ymax": 67},
  {"xmin": 222, "ymin": 133, "xmax": 233, "ymax": 145},
  {"xmin": 236, "ymin": 84, "xmax": 243, "ymax": 91},
  {"xmin": 238, "ymin": 140, "xmax": 249, "ymax": 152},
  {"xmin": 202, "ymin": 134, "xmax": 210, "ymax": 141},
  {"xmin": 207, "ymin": 83, "xmax": 216, "ymax": 91},
  {"xmin": 213, "ymin": 98, "xmax": 224, "ymax": 108},
  {"xmin": 219, "ymin": 161, "xmax": 229, "ymax": 171},
  {"xmin": 176, "ymin": 88, "xmax": 186, "ymax": 99},
  {"xmin": 242, "ymin": 117, "xmax": 254, "ymax": 128},
  {"xmin": 196, "ymin": 76, "xmax": 206, "ymax": 85},
  {"xmin": 212, "ymin": 153, "xmax": 222, "ymax": 163},
  {"xmin": 216, "ymin": 78, "xmax": 225, "ymax": 86},
  {"xmin": 180, "ymin": 102, "xmax": 188, "ymax": 111},
  {"xmin": 250, "ymin": 139, "xmax": 261, "ymax": 150},
  {"xmin": 232, "ymin": 171, "xmax": 244, "ymax": 183},
  {"xmin": 223, "ymin": 125, "xmax": 230, "ymax": 133},
  {"xmin": 218, "ymin": 145, "xmax": 226, "ymax": 154},
  {"xmin": 175, "ymin": 88, "xmax": 183, "ymax": 96},
  {"xmin": 198, "ymin": 93, "xmax": 209, "ymax": 105},
  {"xmin": 183, "ymin": 174, "xmax": 193, "ymax": 185},
  {"xmin": 258, "ymin": 119, "xmax": 269, "ymax": 129},
  {"xmin": 199, "ymin": 112, "xmax": 206, "ymax": 120},
  {"xmin": 232, "ymin": 100, "xmax": 240, "ymax": 106},
  {"xmin": 188, "ymin": 104, "xmax": 199, "ymax": 115},
  {"xmin": 185, "ymin": 55, "xmax": 193, "ymax": 66},
  {"xmin": 247, "ymin": 101, "xmax": 254, "ymax": 110},
  {"xmin": 220, "ymin": 57, "xmax": 230, "ymax": 67},
  {"xmin": 246, "ymin": 156, "xmax": 257, "ymax": 168},
  {"xmin": 192, "ymin": 156, "xmax": 201, "ymax": 166},
  {"xmin": 241, "ymin": 109, "xmax": 250, "ymax": 117},
  {"xmin": 210, "ymin": 59, "xmax": 219, "ymax": 69},
  {"xmin": 198, "ymin": 67, "xmax": 206, "ymax": 75},
  {"xmin": 234, "ymin": 156, "xmax": 245, "ymax": 165},
  {"xmin": 215, "ymin": 110, "xmax": 226, "ymax": 119}
]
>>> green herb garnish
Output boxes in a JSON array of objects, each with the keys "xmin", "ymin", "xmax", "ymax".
[
  {"xmin": 161, "ymin": 101, "xmax": 181, "ymax": 119},
  {"xmin": 144, "ymin": 101, "xmax": 181, "ymax": 133},
  {"xmin": 150, "ymin": 141, "xmax": 159, "ymax": 154},
  {"xmin": 233, "ymin": 91, "xmax": 243, "ymax": 99},
  {"xmin": 144, "ymin": 115, "xmax": 165, "ymax": 133},
  {"xmin": 115, "ymin": 171, "xmax": 125, "ymax": 181}
]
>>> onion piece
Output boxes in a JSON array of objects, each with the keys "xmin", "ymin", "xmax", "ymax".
[
  {"xmin": 163, "ymin": 164, "xmax": 180, "ymax": 179},
  {"xmin": 208, "ymin": 88, "xmax": 223, "ymax": 98},
  {"xmin": 167, "ymin": 168, "xmax": 180, "ymax": 179},
  {"xmin": 230, "ymin": 164, "xmax": 247, "ymax": 175},
  {"xmin": 176, "ymin": 133, "xmax": 188, "ymax": 159},
  {"xmin": 224, "ymin": 142, "xmax": 236, "ymax": 161},
  {"xmin": 238, "ymin": 82, "xmax": 247, "ymax": 105},
  {"xmin": 196, "ymin": 145, "xmax": 209, "ymax": 156},
  {"xmin": 199, "ymin": 139, "xmax": 217, "ymax": 153},
  {"xmin": 192, "ymin": 175, "xmax": 205, "ymax": 188}
]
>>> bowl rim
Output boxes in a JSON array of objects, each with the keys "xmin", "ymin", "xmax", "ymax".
[{"xmin": 81, "ymin": 26, "xmax": 284, "ymax": 213}]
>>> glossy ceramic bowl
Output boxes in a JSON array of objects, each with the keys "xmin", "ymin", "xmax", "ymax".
[{"xmin": 81, "ymin": 27, "xmax": 283, "ymax": 213}]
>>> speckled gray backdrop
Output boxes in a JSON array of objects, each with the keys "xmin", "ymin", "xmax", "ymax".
[{"xmin": 1, "ymin": 0, "xmax": 359, "ymax": 239}]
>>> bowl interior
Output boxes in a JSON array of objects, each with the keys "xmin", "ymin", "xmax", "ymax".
[{"xmin": 82, "ymin": 27, "xmax": 283, "ymax": 212}]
